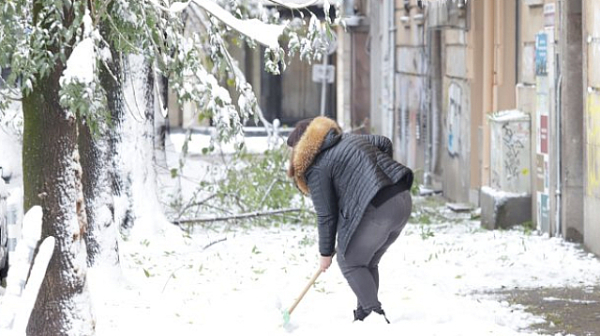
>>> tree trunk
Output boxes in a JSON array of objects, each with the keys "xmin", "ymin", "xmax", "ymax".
[
  {"xmin": 24, "ymin": 2, "xmax": 94, "ymax": 335},
  {"xmin": 79, "ymin": 119, "xmax": 119, "ymax": 269},
  {"xmin": 113, "ymin": 54, "xmax": 169, "ymax": 236},
  {"xmin": 79, "ymin": 21, "xmax": 122, "ymax": 269},
  {"xmin": 23, "ymin": 50, "xmax": 95, "ymax": 336}
]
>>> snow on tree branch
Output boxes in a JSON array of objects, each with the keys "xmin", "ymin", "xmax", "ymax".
[
  {"xmin": 60, "ymin": 11, "xmax": 96, "ymax": 86},
  {"xmin": 265, "ymin": 0, "xmax": 320, "ymax": 9},
  {"xmin": 161, "ymin": 0, "xmax": 287, "ymax": 49}
]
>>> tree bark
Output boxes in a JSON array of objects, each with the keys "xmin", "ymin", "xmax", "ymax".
[
  {"xmin": 113, "ymin": 54, "xmax": 169, "ymax": 235},
  {"xmin": 23, "ymin": 47, "xmax": 95, "ymax": 336},
  {"xmin": 79, "ymin": 20, "xmax": 122, "ymax": 268},
  {"xmin": 24, "ymin": 2, "xmax": 94, "ymax": 335},
  {"xmin": 79, "ymin": 118, "xmax": 119, "ymax": 269}
]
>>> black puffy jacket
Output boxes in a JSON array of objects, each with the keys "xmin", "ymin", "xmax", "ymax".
[{"xmin": 290, "ymin": 117, "xmax": 413, "ymax": 257}]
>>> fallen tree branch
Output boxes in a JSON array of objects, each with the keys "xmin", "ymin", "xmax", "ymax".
[
  {"xmin": 173, "ymin": 208, "xmax": 304, "ymax": 225},
  {"xmin": 203, "ymin": 237, "xmax": 227, "ymax": 250}
]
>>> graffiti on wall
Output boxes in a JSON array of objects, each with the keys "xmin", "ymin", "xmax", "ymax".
[
  {"xmin": 447, "ymin": 82, "xmax": 462, "ymax": 156},
  {"xmin": 587, "ymin": 92, "xmax": 600, "ymax": 198},
  {"xmin": 503, "ymin": 124, "xmax": 526, "ymax": 180},
  {"xmin": 489, "ymin": 111, "xmax": 531, "ymax": 193}
]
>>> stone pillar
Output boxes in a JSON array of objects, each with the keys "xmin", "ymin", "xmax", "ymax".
[{"xmin": 559, "ymin": 0, "xmax": 584, "ymax": 242}]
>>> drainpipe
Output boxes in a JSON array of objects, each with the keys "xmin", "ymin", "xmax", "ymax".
[
  {"xmin": 556, "ymin": 73, "xmax": 562, "ymax": 237},
  {"xmin": 482, "ymin": 0, "xmax": 495, "ymax": 186},
  {"xmin": 388, "ymin": 0, "xmax": 396, "ymax": 140},
  {"xmin": 516, "ymin": 0, "xmax": 520, "ymax": 83},
  {"xmin": 424, "ymin": 28, "xmax": 432, "ymax": 188},
  {"xmin": 555, "ymin": 0, "xmax": 563, "ymax": 238}
]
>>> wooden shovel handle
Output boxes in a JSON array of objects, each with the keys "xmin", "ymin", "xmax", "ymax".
[
  {"xmin": 287, "ymin": 251, "xmax": 335, "ymax": 316},
  {"xmin": 287, "ymin": 267, "xmax": 323, "ymax": 315}
]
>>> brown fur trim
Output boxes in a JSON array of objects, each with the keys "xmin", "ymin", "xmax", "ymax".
[
  {"xmin": 287, "ymin": 147, "xmax": 295, "ymax": 178},
  {"xmin": 291, "ymin": 117, "xmax": 342, "ymax": 194}
]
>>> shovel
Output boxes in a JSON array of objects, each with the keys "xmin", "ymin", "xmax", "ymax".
[
  {"xmin": 282, "ymin": 252, "xmax": 335, "ymax": 326},
  {"xmin": 282, "ymin": 267, "xmax": 323, "ymax": 326}
]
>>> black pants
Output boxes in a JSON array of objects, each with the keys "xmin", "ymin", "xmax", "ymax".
[{"xmin": 337, "ymin": 190, "xmax": 412, "ymax": 311}]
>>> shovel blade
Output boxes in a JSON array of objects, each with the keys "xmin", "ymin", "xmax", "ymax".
[{"xmin": 282, "ymin": 309, "xmax": 290, "ymax": 325}]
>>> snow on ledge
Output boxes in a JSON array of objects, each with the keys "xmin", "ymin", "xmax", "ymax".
[
  {"xmin": 481, "ymin": 186, "xmax": 528, "ymax": 204},
  {"xmin": 488, "ymin": 109, "xmax": 530, "ymax": 122}
]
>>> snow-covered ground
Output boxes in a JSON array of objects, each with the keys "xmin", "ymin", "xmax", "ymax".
[
  {"xmin": 89, "ymin": 132, "xmax": 600, "ymax": 336},
  {"xmin": 91, "ymin": 210, "xmax": 600, "ymax": 336}
]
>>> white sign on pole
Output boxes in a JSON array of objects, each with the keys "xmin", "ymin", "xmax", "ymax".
[{"xmin": 312, "ymin": 64, "xmax": 335, "ymax": 84}]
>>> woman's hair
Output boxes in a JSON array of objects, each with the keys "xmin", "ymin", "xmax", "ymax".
[
  {"xmin": 286, "ymin": 118, "xmax": 313, "ymax": 178},
  {"xmin": 286, "ymin": 118, "xmax": 314, "ymax": 147}
]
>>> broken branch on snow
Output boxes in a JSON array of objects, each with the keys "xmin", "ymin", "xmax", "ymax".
[{"xmin": 173, "ymin": 208, "xmax": 304, "ymax": 225}]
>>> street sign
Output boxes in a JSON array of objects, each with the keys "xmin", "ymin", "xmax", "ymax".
[{"xmin": 312, "ymin": 64, "xmax": 335, "ymax": 84}]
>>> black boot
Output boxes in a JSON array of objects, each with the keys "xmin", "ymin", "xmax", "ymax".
[
  {"xmin": 373, "ymin": 308, "xmax": 391, "ymax": 324},
  {"xmin": 353, "ymin": 307, "xmax": 370, "ymax": 321}
]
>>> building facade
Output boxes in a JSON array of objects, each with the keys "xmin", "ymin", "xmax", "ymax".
[{"xmin": 338, "ymin": 0, "xmax": 600, "ymax": 255}]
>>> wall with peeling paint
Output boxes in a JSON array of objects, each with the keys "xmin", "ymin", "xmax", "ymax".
[
  {"xmin": 586, "ymin": 94, "xmax": 600, "ymax": 198},
  {"xmin": 388, "ymin": 0, "xmax": 600, "ymax": 256},
  {"xmin": 437, "ymin": 7, "xmax": 473, "ymax": 203},
  {"xmin": 394, "ymin": 0, "xmax": 428, "ymax": 181},
  {"xmin": 442, "ymin": 76, "xmax": 472, "ymax": 202},
  {"xmin": 584, "ymin": 0, "xmax": 600, "ymax": 255},
  {"xmin": 394, "ymin": 0, "xmax": 472, "ymax": 200},
  {"xmin": 584, "ymin": 91, "xmax": 600, "ymax": 254}
]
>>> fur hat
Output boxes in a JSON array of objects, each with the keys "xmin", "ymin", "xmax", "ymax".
[{"xmin": 286, "ymin": 118, "xmax": 314, "ymax": 147}]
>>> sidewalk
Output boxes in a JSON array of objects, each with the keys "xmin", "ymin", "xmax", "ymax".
[
  {"xmin": 493, "ymin": 286, "xmax": 600, "ymax": 336},
  {"xmin": 420, "ymin": 194, "xmax": 600, "ymax": 336}
]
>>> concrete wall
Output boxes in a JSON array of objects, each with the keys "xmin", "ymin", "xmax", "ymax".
[
  {"xmin": 442, "ymin": 28, "xmax": 472, "ymax": 203},
  {"xmin": 394, "ymin": 0, "xmax": 427, "ymax": 174},
  {"xmin": 559, "ymin": 0, "xmax": 584, "ymax": 242},
  {"xmin": 394, "ymin": 0, "xmax": 478, "ymax": 198},
  {"xmin": 584, "ymin": 0, "xmax": 600, "ymax": 255},
  {"xmin": 494, "ymin": 0, "xmax": 517, "ymax": 112},
  {"xmin": 370, "ymin": 0, "xmax": 383, "ymax": 135},
  {"xmin": 469, "ymin": 1, "xmax": 484, "ymax": 202},
  {"xmin": 519, "ymin": 3, "xmax": 544, "ymax": 86},
  {"xmin": 442, "ymin": 0, "xmax": 517, "ymax": 204}
]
